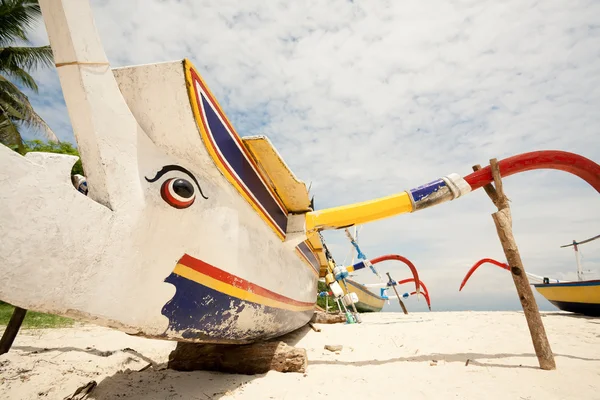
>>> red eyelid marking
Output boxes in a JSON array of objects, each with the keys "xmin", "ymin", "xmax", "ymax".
[{"xmin": 161, "ymin": 178, "xmax": 196, "ymax": 209}]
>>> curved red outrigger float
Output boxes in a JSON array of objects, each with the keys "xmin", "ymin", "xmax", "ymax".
[
  {"xmin": 370, "ymin": 254, "xmax": 421, "ymax": 294},
  {"xmin": 396, "ymin": 278, "xmax": 432, "ymax": 310},
  {"xmin": 463, "ymin": 150, "xmax": 600, "ymax": 193},
  {"xmin": 459, "ymin": 258, "xmax": 510, "ymax": 291},
  {"xmin": 350, "ymin": 254, "xmax": 429, "ymax": 308}
]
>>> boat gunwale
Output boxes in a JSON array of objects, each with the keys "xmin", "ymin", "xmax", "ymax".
[{"xmin": 532, "ymin": 279, "xmax": 600, "ymax": 288}]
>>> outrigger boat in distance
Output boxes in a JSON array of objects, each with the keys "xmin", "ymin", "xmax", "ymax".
[
  {"xmin": 460, "ymin": 234, "xmax": 600, "ymax": 317},
  {"xmin": 0, "ymin": 0, "xmax": 599, "ymax": 345}
]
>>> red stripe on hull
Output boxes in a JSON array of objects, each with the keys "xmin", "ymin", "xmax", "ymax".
[{"xmin": 179, "ymin": 254, "xmax": 314, "ymax": 307}]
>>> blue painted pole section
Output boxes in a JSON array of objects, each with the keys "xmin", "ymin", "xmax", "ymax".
[{"xmin": 409, "ymin": 178, "xmax": 446, "ymax": 202}]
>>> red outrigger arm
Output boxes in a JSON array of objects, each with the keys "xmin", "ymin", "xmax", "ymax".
[
  {"xmin": 459, "ymin": 258, "xmax": 510, "ymax": 291},
  {"xmin": 370, "ymin": 254, "xmax": 421, "ymax": 294},
  {"xmin": 464, "ymin": 150, "xmax": 600, "ymax": 193},
  {"xmin": 396, "ymin": 278, "xmax": 432, "ymax": 310}
]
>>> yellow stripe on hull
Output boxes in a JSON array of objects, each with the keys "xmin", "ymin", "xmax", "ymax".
[
  {"xmin": 534, "ymin": 285, "xmax": 600, "ymax": 305},
  {"xmin": 173, "ymin": 264, "xmax": 314, "ymax": 312}
]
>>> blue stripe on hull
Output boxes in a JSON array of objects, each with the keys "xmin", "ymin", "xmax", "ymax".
[
  {"xmin": 547, "ymin": 300, "xmax": 600, "ymax": 317},
  {"xmin": 297, "ymin": 241, "xmax": 320, "ymax": 273},
  {"xmin": 161, "ymin": 273, "xmax": 313, "ymax": 343},
  {"xmin": 201, "ymin": 93, "xmax": 288, "ymax": 234},
  {"xmin": 533, "ymin": 280, "xmax": 600, "ymax": 288}
]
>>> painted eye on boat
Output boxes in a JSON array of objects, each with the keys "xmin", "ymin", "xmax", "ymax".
[{"xmin": 161, "ymin": 178, "xmax": 196, "ymax": 209}]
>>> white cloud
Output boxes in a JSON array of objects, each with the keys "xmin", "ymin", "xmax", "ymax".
[{"xmin": 22, "ymin": 0, "xmax": 600, "ymax": 311}]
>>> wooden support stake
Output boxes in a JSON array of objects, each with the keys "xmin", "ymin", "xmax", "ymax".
[
  {"xmin": 386, "ymin": 272, "xmax": 408, "ymax": 314},
  {"xmin": 0, "ymin": 306, "xmax": 27, "ymax": 355},
  {"xmin": 473, "ymin": 161, "xmax": 556, "ymax": 370},
  {"xmin": 168, "ymin": 340, "xmax": 307, "ymax": 374}
]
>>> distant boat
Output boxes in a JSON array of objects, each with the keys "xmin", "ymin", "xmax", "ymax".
[
  {"xmin": 532, "ymin": 280, "xmax": 600, "ymax": 316},
  {"xmin": 460, "ymin": 234, "xmax": 600, "ymax": 317},
  {"xmin": 344, "ymin": 279, "xmax": 385, "ymax": 313},
  {"xmin": 534, "ymin": 235, "xmax": 600, "ymax": 316}
]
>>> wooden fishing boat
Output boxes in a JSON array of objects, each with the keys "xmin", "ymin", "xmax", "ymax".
[
  {"xmin": 344, "ymin": 280, "xmax": 386, "ymax": 313},
  {"xmin": 533, "ymin": 235, "xmax": 600, "ymax": 316},
  {"xmin": 0, "ymin": 0, "xmax": 599, "ymax": 344},
  {"xmin": 532, "ymin": 280, "xmax": 600, "ymax": 316}
]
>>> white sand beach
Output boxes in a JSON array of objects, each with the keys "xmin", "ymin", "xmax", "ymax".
[{"xmin": 1, "ymin": 311, "xmax": 599, "ymax": 400}]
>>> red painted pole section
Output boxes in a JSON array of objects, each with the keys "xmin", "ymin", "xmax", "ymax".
[
  {"xmin": 396, "ymin": 278, "xmax": 432, "ymax": 310},
  {"xmin": 370, "ymin": 254, "xmax": 421, "ymax": 294},
  {"xmin": 459, "ymin": 258, "xmax": 510, "ymax": 291},
  {"xmin": 464, "ymin": 150, "xmax": 600, "ymax": 193}
]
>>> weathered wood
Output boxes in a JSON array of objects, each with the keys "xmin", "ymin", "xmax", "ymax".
[
  {"xmin": 472, "ymin": 164, "xmax": 499, "ymax": 207},
  {"xmin": 308, "ymin": 322, "xmax": 321, "ymax": 332},
  {"xmin": 168, "ymin": 340, "xmax": 307, "ymax": 374},
  {"xmin": 490, "ymin": 159, "xmax": 509, "ymax": 209},
  {"xmin": 387, "ymin": 272, "xmax": 408, "ymax": 314},
  {"xmin": 310, "ymin": 310, "xmax": 346, "ymax": 324},
  {"xmin": 485, "ymin": 158, "xmax": 556, "ymax": 370},
  {"xmin": 492, "ymin": 210, "xmax": 555, "ymax": 370},
  {"xmin": 0, "ymin": 306, "xmax": 27, "ymax": 355}
]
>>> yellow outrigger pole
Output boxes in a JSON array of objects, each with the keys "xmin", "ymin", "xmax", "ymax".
[{"xmin": 301, "ymin": 172, "xmax": 471, "ymax": 234}]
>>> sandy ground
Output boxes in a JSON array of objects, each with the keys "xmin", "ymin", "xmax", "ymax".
[{"xmin": 1, "ymin": 311, "xmax": 599, "ymax": 400}]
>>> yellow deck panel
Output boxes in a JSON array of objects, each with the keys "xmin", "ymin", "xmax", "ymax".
[
  {"xmin": 242, "ymin": 135, "xmax": 331, "ymax": 275},
  {"xmin": 242, "ymin": 136, "xmax": 312, "ymax": 213}
]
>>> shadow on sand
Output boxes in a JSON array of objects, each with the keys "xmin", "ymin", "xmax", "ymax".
[
  {"xmin": 541, "ymin": 312, "xmax": 600, "ymax": 322},
  {"xmin": 310, "ymin": 351, "xmax": 600, "ymax": 370},
  {"xmin": 14, "ymin": 325, "xmax": 313, "ymax": 400}
]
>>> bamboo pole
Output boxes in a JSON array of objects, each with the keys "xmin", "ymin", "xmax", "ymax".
[{"xmin": 473, "ymin": 160, "xmax": 556, "ymax": 370}]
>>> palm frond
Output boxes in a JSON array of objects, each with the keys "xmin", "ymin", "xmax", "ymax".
[
  {"xmin": 0, "ymin": 111, "xmax": 24, "ymax": 151},
  {"xmin": 0, "ymin": 0, "xmax": 43, "ymax": 46},
  {"xmin": 0, "ymin": 92, "xmax": 27, "ymax": 119},
  {"xmin": 0, "ymin": 45, "xmax": 53, "ymax": 73},
  {"xmin": 0, "ymin": 74, "xmax": 59, "ymax": 143},
  {"xmin": 0, "ymin": 59, "xmax": 39, "ymax": 91}
]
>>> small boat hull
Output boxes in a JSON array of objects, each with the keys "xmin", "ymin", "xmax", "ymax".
[
  {"xmin": 344, "ymin": 279, "xmax": 385, "ymax": 313},
  {"xmin": 533, "ymin": 280, "xmax": 600, "ymax": 317}
]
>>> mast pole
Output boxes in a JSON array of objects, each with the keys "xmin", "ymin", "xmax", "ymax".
[{"xmin": 574, "ymin": 241, "xmax": 583, "ymax": 281}]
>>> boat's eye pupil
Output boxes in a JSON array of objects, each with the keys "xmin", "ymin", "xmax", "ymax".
[
  {"xmin": 160, "ymin": 178, "xmax": 197, "ymax": 209},
  {"xmin": 172, "ymin": 179, "xmax": 194, "ymax": 198}
]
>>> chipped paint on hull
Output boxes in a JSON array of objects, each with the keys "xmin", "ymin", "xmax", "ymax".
[{"xmin": 162, "ymin": 273, "xmax": 314, "ymax": 343}]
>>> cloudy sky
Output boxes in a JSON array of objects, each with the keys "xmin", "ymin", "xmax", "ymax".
[{"xmin": 22, "ymin": 0, "xmax": 600, "ymax": 312}]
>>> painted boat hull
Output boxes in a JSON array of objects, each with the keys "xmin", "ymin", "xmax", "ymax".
[
  {"xmin": 0, "ymin": 58, "xmax": 320, "ymax": 345},
  {"xmin": 533, "ymin": 280, "xmax": 600, "ymax": 317},
  {"xmin": 344, "ymin": 279, "xmax": 385, "ymax": 313}
]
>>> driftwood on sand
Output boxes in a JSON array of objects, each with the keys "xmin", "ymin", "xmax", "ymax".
[
  {"xmin": 167, "ymin": 340, "xmax": 307, "ymax": 374},
  {"xmin": 310, "ymin": 310, "xmax": 347, "ymax": 324}
]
